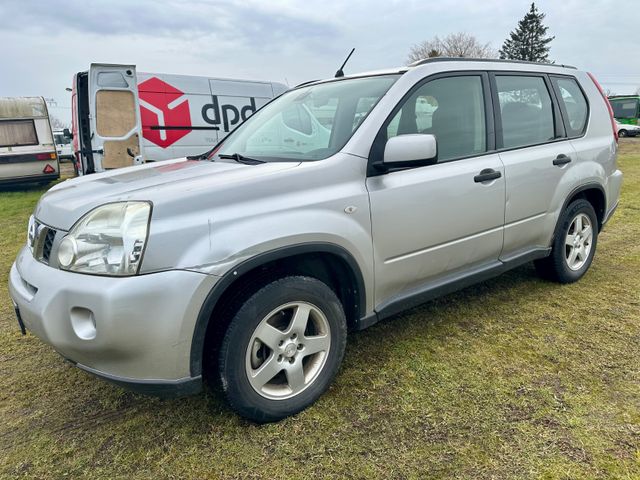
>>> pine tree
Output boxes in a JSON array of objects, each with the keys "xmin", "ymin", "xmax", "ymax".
[{"xmin": 499, "ymin": 3, "xmax": 554, "ymax": 63}]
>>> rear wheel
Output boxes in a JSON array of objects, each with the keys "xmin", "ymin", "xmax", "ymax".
[
  {"xmin": 535, "ymin": 199, "xmax": 598, "ymax": 283},
  {"xmin": 618, "ymin": 129, "xmax": 627, "ymax": 138},
  {"xmin": 218, "ymin": 276, "xmax": 347, "ymax": 423}
]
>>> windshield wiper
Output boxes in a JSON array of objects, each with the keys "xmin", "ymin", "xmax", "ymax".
[
  {"xmin": 218, "ymin": 153, "xmax": 266, "ymax": 164},
  {"xmin": 186, "ymin": 151, "xmax": 210, "ymax": 160}
]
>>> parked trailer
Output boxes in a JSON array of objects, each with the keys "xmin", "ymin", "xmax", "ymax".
[
  {"xmin": 71, "ymin": 63, "xmax": 288, "ymax": 175},
  {"xmin": 0, "ymin": 97, "xmax": 59, "ymax": 185}
]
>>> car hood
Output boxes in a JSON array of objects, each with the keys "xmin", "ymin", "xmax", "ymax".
[{"xmin": 35, "ymin": 158, "xmax": 299, "ymax": 230}]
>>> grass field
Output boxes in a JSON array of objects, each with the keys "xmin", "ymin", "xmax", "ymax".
[{"xmin": 1, "ymin": 143, "xmax": 639, "ymax": 479}]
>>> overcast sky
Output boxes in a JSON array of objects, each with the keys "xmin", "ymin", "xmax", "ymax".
[{"xmin": 1, "ymin": 0, "xmax": 638, "ymax": 124}]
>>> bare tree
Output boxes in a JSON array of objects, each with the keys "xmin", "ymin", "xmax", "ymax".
[
  {"xmin": 49, "ymin": 115, "xmax": 70, "ymax": 130},
  {"xmin": 407, "ymin": 32, "xmax": 496, "ymax": 64}
]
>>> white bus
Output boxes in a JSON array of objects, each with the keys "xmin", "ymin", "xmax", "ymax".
[
  {"xmin": 0, "ymin": 97, "xmax": 60, "ymax": 185},
  {"xmin": 70, "ymin": 64, "xmax": 288, "ymax": 174}
]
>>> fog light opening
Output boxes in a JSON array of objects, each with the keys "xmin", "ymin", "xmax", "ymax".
[{"xmin": 70, "ymin": 307, "xmax": 96, "ymax": 340}]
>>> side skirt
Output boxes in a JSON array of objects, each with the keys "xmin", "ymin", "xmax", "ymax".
[{"xmin": 356, "ymin": 248, "xmax": 550, "ymax": 330}]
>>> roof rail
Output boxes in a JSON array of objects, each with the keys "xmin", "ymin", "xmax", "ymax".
[
  {"xmin": 409, "ymin": 57, "xmax": 577, "ymax": 70},
  {"xmin": 294, "ymin": 79, "xmax": 321, "ymax": 88}
]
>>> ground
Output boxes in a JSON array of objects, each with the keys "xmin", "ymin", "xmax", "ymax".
[{"xmin": 1, "ymin": 142, "xmax": 639, "ymax": 479}]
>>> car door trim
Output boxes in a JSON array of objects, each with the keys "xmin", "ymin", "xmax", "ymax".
[
  {"xmin": 370, "ymin": 247, "xmax": 550, "ymax": 323},
  {"xmin": 384, "ymin": 224, "xmax": 504, "ymax": 264}
]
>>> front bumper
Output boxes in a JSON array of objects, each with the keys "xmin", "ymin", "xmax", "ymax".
[{"xmin": 9, "ymin": 245, "xmax": 218, "ymax": 397}]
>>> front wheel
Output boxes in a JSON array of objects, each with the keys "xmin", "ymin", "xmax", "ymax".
[
  {"xmin": 218, "ymin": 276, "xmax": 347, "ymax": 423},
  {"xmin": 535, "ymin": 199, "xmax": 598, "ymax": 283}
]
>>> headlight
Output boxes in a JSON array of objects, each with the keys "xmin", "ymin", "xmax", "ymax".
[{"xmin": 58, "ymin": 201, "xmax": 151, "ymax": 276}]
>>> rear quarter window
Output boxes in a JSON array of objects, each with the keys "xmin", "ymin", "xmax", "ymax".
[{"xmin": 552, "ymin": 77, "xmax": 588, "ymax": 136}]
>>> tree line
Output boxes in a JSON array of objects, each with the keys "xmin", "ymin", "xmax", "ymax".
[{"xmin": 407, "ymin": 3, "xmax": 554, "ymax": 64}]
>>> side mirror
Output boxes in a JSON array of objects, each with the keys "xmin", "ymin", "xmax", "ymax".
[
  {"xmin": 63, "ymin": 128, "xmax": 72, "ymax": 139},
  {"xmin": 383, "ymin": 134, "xmax": 437, "ymax": 166}
]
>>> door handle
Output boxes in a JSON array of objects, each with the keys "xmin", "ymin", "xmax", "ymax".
[
  {"xmin": 474, "ymin": 168, "xmax": 502, "ymax": 183},
  {"xmin": 553, "ymin": 154, "xmax": 572, "ymax": 166}
]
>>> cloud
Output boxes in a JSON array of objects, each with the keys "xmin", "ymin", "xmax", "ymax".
[
  {"xmin": 0, "ymin": 0, "xmax": 339, "ymax": 48},
  {"xmin": 0, "ymin": 0, "xmax": 637, "ymax": 125}
]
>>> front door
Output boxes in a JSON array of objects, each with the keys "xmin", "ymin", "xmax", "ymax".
[{"xmin": 367, "ymin": 73, "xmax": 505, "ymax": 308}]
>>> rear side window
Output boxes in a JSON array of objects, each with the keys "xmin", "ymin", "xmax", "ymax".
[
  {"xmin": 552, "ymin": 77, "xmax": 588, "ymax": 136},
  {"xmin": 496, "ymin": 75, "xmax": 555, "ymax": 149},
  {"xmin": 0, "ymin": 119, "xmax": 38, "ymax": 147}
]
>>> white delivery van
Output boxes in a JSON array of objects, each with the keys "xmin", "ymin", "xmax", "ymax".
[
  {"xmin": 53, "ymin": 129, "xmax": 73, "ymax": 160},
  {"xmin": 0, "ymin": 97, "xmax": 60, "ymax": 185},
  {"xmin": 70, "ymin": 64, "xmax": 288, "ymax": 174}
]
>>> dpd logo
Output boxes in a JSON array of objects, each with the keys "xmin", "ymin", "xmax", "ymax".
[
  {"xmin": 138, "ymin": 77, "xmax": 191, "ymax": 149},
  {"xmin": 202, "ymin": 96, "xmax": 257, "ymax": 133}
]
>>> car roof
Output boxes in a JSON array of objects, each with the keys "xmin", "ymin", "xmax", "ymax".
[{"xmin": 295, "ymin": 57, "xmax": 578, "ymax": 89}]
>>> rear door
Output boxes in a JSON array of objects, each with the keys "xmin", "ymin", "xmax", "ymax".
[
  {"xmin": 491, "ymin": 73, "xmax": 573, "ymax": 258},
  {"xmin": 88, "ymin": 64, "xmax": 143, "ymax": 171}
]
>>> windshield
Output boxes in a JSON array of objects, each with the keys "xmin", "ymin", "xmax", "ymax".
[
  {"xmin": 216, "ymin": 75, "xmax": 400, "ymax": 162},
  {"xmin": 54, "ymin": 134, "xmax": 70, "ymax": 145}
]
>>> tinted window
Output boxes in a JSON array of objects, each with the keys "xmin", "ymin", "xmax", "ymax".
[
  {"xmin": 388, "ymin": 76, "xmax": 486, "ymax": 161},
  {"xmin": 553, "ymin": 77, "xmax": 588, "ymax": 135},
  {"xmin": 496, "ymin": 76, "xmax": 555, "ymax": 149}
]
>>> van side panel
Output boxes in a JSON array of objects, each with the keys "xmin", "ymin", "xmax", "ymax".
[{"xmin": 136, "ymin": 72, "xmax": 286, "ymax": 161}]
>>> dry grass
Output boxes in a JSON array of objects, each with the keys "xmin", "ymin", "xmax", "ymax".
[{"xmin": 1, "ymin": 141, "xmax": 639, "ymax": 479}]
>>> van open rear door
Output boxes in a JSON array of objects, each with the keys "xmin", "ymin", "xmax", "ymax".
[{"xmin": 88, "ymin": 64, "xmax": 143, "ymax": 171}]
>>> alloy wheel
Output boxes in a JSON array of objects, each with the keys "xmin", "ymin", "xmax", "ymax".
[
  {"xmin": 245, "ymin": 302, "xmax": 331, "ymax": 400},
  {"xmin": 565, "ymin": 213, "xmax": 593, "ymax": 271}
]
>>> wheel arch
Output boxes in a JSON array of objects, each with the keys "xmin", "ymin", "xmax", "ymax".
[
  {"xmin": 190, "ymin": 243, "xmax": 367, "ymax": 378},
  {"xmin": 562, "ymin": 183, "xmax": 606, "ymax": 231}
]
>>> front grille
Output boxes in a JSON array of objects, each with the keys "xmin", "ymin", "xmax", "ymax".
[
  {"xmin": 30, "ymin": 220, "xmax": 58, "ymax": 265},
  {"xmin": 42, "ymin": 228, "xmax": 56, "ymax": 263}
]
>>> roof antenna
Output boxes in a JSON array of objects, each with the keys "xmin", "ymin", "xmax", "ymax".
[{"xmin": 335, "ymin": 48, "xmax": 355, "ymax": 78}]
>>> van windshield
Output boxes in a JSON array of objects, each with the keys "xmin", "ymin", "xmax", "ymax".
[{"xmin": 215, "ymin": 75, "xmax": 400, "ymax": 162}]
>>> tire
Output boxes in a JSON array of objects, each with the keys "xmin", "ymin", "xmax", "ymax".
[
  {"xmin": 535, "ymin": 199, "xmax": 598, "ymax": 283},
  {"xmin": 619, "ymin": 129, "xmax": 627, "ymax": 138},
  {"xmin": 218, "ymin": 276, "xmax": 347, "ymax": 423}
]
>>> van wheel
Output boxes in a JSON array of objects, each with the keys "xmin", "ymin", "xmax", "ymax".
[
  {"xmin": 535, "ymin": 199, "xmax": 598, "ymax": 283},
  {"xmin": 218, "ymin": 276, "xmax": 347, "ymax": 423}
]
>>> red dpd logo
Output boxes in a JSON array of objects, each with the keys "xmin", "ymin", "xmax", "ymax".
[{"xmin": 138, "ymin": 77, "xmax": 191, "ymax": 148}]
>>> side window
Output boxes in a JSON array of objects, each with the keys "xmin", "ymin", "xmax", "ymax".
[
  {"xmin": 0, "ymin": 119, "xmax": 38, "ymax": 147},
  {"xmin": 552, "ymin": 77, "xmax": 588, "ymax": 136},
  {"xmin": 387, "ymin": 76, "xmax": 486, "ymax": 162},
  {"xmin": 496, "ymin": 75, "xmax": 555, "ymax": 149}
]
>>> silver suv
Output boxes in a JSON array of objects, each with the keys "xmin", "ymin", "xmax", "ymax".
[{"xmin": 9, "ymin": 59, "xmax": 623, "ymax": 422}]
